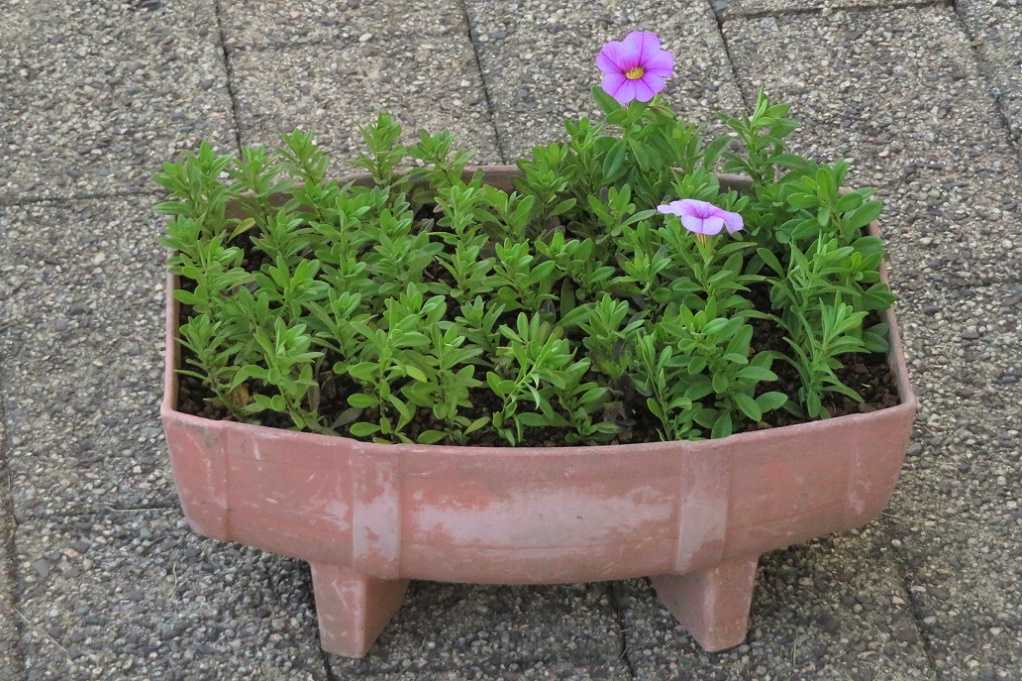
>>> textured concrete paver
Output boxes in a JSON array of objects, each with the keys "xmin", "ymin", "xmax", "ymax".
[
  {"xmin": 228, "ymin": 13, "xmax": 501, "ymax": 167},
  {"xmin": 888, "ymin": 283, "xmax": 1022, "ymax": 680},
  {"xmin": 465, "ymin": 0, "xmax": 744, "ymax": 159},
  {"xmin": 0, "ymin": 412, "xmax": 22, "ymax": 680},
  {"xmin": 718, "ymin": 0, "xmax": 948, "ymax": 18},
  {"xmin": 15, "ymin": 510, "xmax": 326, "ymax": 681},
  {"xmin": 0, "ymin": 0, "xmax": 234, "ymax": 201},
  {"xmin": 617, "ymin": 529, "xmax": 935, "ymax": 681},
  {"xmin": 220, "ymin": 0, "xmax": 464, "ymax": 49},
  {"xmin": 725, "ymin": 6, "xmax": 1022, "ymax": 285},
  {"xmin": 958, "ymin": 0, "xmax": 1022, "ymax": 144},
  {"xmin": 328, "ymin": 582, "xmax": 626, "ymax": 679},
  {"xmin": 0, "ymin": 197, "xmax": 172, "ymax": 517}
]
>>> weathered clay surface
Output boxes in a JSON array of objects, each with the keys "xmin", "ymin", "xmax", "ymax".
[{"xmin": 162, "ymin": 169, "xmax": 917, "ymax": 657}]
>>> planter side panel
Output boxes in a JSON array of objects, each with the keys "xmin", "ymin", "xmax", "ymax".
[
  {"xmin": 398, "ymin": 447, "xmax": 686, "ymax": 583},
  {"xmin": 724, "ymin": 404, "xmax": 913, "ymax": 558}
]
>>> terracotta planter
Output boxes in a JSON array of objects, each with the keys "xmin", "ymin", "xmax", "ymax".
[{"xmin": 161, "ymin": 168, "xmax": 917, "ymax": 658}]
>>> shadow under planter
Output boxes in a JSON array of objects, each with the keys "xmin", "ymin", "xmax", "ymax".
[{"xmin": 160, "ymin": 169, "xmax": 917, "ymax": 657}]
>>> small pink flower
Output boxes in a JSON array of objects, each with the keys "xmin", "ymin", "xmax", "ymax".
[
  {"xmin": 596, "ymin": 31, "xmax": 674, "ymax": 105},
  {"xmin": 658, "ymin": 199, "xmax": 744, "ymax": 236}
]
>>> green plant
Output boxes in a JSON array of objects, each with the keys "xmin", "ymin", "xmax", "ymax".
[{"xmin": 159, "ymin": 70, "xmax": 895, "ymax": 447}]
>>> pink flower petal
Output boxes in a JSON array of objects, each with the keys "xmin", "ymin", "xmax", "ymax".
[
  {"xmin": 722, "ymin": 210, "xmax": 744, "ymax": 234},
  {"xmin": 644, "ymin": 49, "xmax": 674, "ymax": 78},
  {"xmin": 678, "ymin": 199, "xmax": 711, "ymax": 218},
  {"xmin": 657, "ymin": 201, "xmax": 686, "ymax": 216},
  {"xmin": 633, "ymin": 77, "xmax": 656, "ymax": 102},
  {"xmin": 681, "ymin": 215, "xmax": 706, "ymax": 234},
  {"xmin": 596, "ymin": 41, "xmax": 628, "ymax": 74},
  {"xmin": 612, "ymin": 79, "xmax": 638, "ymax": 104},
  {"xmin": 613, "ymin": 36, "xmax": 642, "ymax": 70},
  {"xmin": 640, "ymin": 73, "xmax": 667, "ymax": 97},
  {"xmin": 702, "ymin": 216, "xmax": 726, "ymax": 235},
  {"xmin": 601, "ymin": 71, "xmax": 627, "ymax": 98},
  {"xmin": 623, "ymin": 31, "xmax": 661, "ymax": 64}
]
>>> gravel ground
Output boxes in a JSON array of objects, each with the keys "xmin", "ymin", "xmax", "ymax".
[
  {"xmin": 327, "ymin": 581, "xmax": 626, "ymax": 679},
  {"xmin": 465, "ymin": 0, "xmax": 744, "ymax": 159},
  {"xmin": 229, "ymin": 9, "xmax": 501, "ymax": 167},
  {"xmin": 219, "ymin": 0, "xmax": 467, "ymax": 49},
  {"xmin": 1, "ymin": 0, "xmax": 1021, "ymax": 679},
  {"xmin": 0, "ymin": 0, "xmax": 234, "ymax": 201},
  {"xmin": 0, "ymin": 412, "xmax": 22, "ymax": 681},
  {"xmin": 716, "ymin": 0, "xmax": 949, "ymax": 18},
  {"xmin": 15, "ymin": 510, "xmax": 326, "ymax": 681},
  {"xmin": 0, "ymin": 198, "xmax": 171, "ymax": 517},
  {"xmin": 958, "ymin": 0, "xmax": 1022, "ymax": 144},
  {"xmin": 617, "ymin": 528, "xmax": 935, "ymax": 681}
]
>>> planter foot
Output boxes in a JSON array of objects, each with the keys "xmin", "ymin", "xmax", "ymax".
[
  {"xmin": 308, "ymin": 563, "xmax": 409, "ymax": 657},
  {"xmin": 650, "ymin": 557, "xmax": 758, "ymax": 652}
]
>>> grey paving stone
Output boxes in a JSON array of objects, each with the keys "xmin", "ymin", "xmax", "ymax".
[
  {"xmin": 0, "ymin": 197, "xmax": 173, "ymax": 517},
  {"xmin": 328, "ymin": 582, "xmax": 624, "ymax": 678},
  {"xmin": 15, "ymin": 510, "xmax": 326, "ymax": 681},
  {"xmin": 359, "ymin": 663, "xmax": 631, "ymax": 681},
  {"xmin": 616, "ymin": 527, "xmax": 935, "ymax": 681},
  {"xmin": 958, "ymin": 0, "xmax": 1022, "ymax": 144},
  {"xmin": 896, "ymin": 283, "xmax": 1022, "ymax": 417},
  {"xmin": 725, "ymin": 6, "xmax": 1022, "ymax": 283},
  {"xmin": 718, "ymin": 0, "xmax": 948, "ymax": 19},
  {"xmin": 725, "ymin": 6, "xmax": 1014, "ymax": 183},
  {"xmin": 465, "ymin": 0, "xmax": 745, "ymax": 160},
  {"xmin": 888, "ymin": 402, "xmax": 1022, "ymax": 679},
  {"xmin": 0, "ymin": 417, "xmax": 22, "ymax": 681},
  {"xmin": 230, "ymin": 31, "xmax": 501, "ymax": 169},
  {"xmin": 220, "ymin": 0, "xmax": 466, "ymax": 49},
  {"xmin": 0, "ymin": 0, "xmax": 235, "ymax": 201}
]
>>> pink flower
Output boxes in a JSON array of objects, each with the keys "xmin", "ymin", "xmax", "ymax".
[
  {"xmin": 658, "ymin": 199, "xmax": 744, "ymax": 236},
  {"xmin": 596, "ymin": 31, "xmax": 674, "ymax": 105}
]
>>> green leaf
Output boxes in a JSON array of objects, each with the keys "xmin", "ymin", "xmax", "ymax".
[
  {"xmin": 417, "ymin": 430, "xmax": 446, "ymax": 444},
  {"xmin": 516, "ymin": 412, "xmax": 549, "ymax": 428},
  {"xmin": 347, "ymin": 393, "xmax": 378, "ymax": 408},
  {"xmin": 737, "ymin": 366, "xmax": 777, "ymax": 382},
  {"xmin": 404, "ymin": 366, "xmax": 428, "ymax": 382},
  {"xmin": 711, "ymin": 411, "xmax": 733, "ymax": 439},
  {"xmin": 350, "ymin": 422, "xmax": 380, "ymax": 437},
  {"xmin": 845, "ymin": 201, "xmax": 883, "ymax": 230},
  {"xmin": 734, "ymin": 393, "xmax": 762, "ymax": 422},
  {"xmin": 755, "ymin": 391, "xmax": 788, "ymax": 413}
]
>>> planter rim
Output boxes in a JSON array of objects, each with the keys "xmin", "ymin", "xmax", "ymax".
[{"xmin": 161, "ymin": 166, "xmax": 917, "ymax": 456}]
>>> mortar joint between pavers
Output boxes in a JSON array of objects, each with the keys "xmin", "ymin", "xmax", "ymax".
[
  {"xmin": 458, "ymin": 0, "xmax": 508, "ymax": 164},
  {"xmin": 212, "ymin": 0, "xmax": 244, "ymax": 155},
  {"xmin": 607, "ymin": 582, "xmax": 638, "ymax": 679}
]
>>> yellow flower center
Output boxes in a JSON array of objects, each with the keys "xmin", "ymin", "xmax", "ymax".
[{"xmin": 625, "ymin": 66, "xmax": 645, "ymax": 80}]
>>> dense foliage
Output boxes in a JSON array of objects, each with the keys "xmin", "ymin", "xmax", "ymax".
[{"xmin": 157, "ymin": 89, "xmax": 893, "ymax": 446}]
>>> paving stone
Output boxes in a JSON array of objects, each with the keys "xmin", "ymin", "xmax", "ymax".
[
  {"xmin": 718, "ymin": 0, "xmax": 948, "ymax": 19},
  {"xmin": 724, "ymin": 5, "xmax": 1014, "ymax": 185},
  {"xmin": 888, "ymin": 397, "xmax": 1022, "ymax": 679},
  {"xmin": 896, "ymin": 283, "xmax": 1022, "ymax": 418},
  {"xmin": 617, "ymin": 527, "xmax": 936, "ymax": 681},
  {"xmin": 220, "ymin": 0, "xmax": 466, "ymax": 49},
  {"xmin": 358, "ymin": 662, "xmax": 631, "ymax": 680},
  {"xmin": 465, "ymin": 0, "xmax": 745, "ymax": 160},
  {"xmin": 15, "ymin": 510, "xmax": 326, "ymax": 681},
  {"xmin": 0, "ymin": 197, "xmax": 173, "ymax": 517},
  {"xmin": 958, "ymin": 0, "xmax": 1022, "ymax": 144},
  {"xmin": 0, "ymin": 0, "xmax": 235, "ymax": 201},
  {"xmin": 328, "ymin": 581, "xmax": 623, "ymax": 678},
  {"xmin": 0, "ymin": 413, "xmax": 23, "ymax": 680},
  {"xmin": 230, "ymin": 31, "xmax": 501, "ymax": 170},
  {"xmin": 725, "ymin": 6, "xmax": 1022, "ymax": 283}
]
